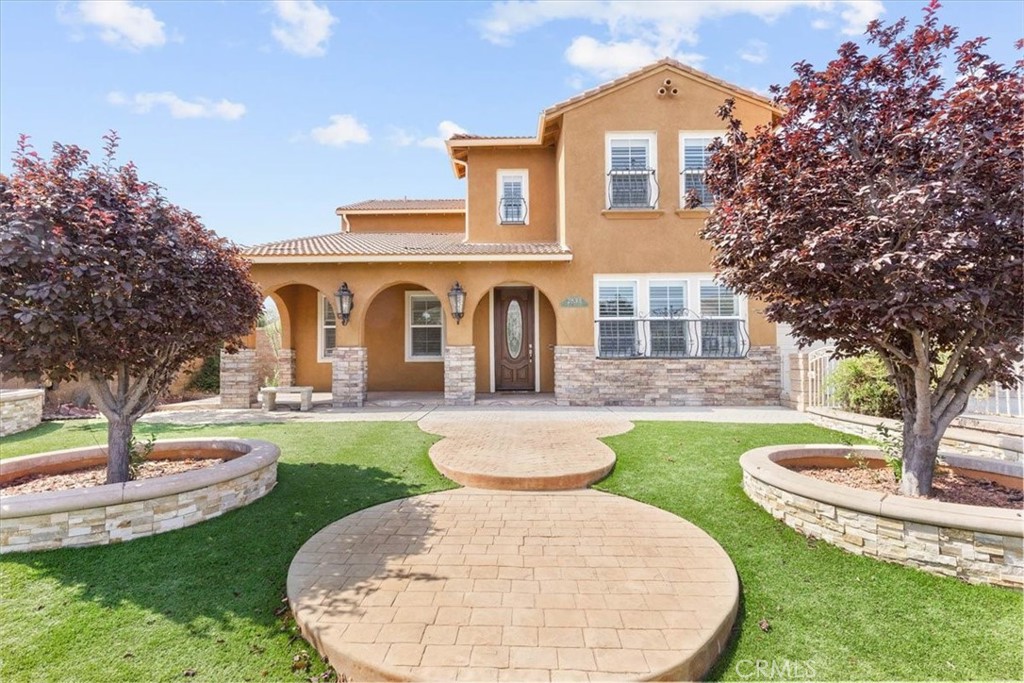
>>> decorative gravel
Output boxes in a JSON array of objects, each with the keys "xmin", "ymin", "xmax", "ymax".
[
  {"xmin": 1, "ymin": 458, "xmax": 224, "ymax": 495},
  {"xmin": 789, "ymin": 465, "xmax": 1023, "ymax": 509}
]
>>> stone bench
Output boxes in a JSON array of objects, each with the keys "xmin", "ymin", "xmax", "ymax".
[{"xmin": 260, "ymin": 386, "xmax": 313, "ymax": 412}]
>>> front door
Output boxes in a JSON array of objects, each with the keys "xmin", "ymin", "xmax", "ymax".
[{"xmin": 494, "ymin": 287, "xmax": 535, "ymax": 391}]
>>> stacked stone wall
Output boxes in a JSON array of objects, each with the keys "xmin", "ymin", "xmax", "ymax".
[
  {"xmin": 444, "ymin": 346, "xmax": 476, "ymax": 406},
  {"xmin": 0, "ymin": 389, "xmax": 44, "ymax": 437},
  {"xmin": 220, "ymin": 349, "xmax": 258, "ymax": 408},
  {"xmin": 554, "ymin": 345, "xmax": 781, "ymax": 406},
  {"xmin": 332, "ymin": 347, "xmax": 367, "ymax": 408}
]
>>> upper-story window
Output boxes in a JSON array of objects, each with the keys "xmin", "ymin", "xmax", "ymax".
[
  {"xmin": 680, "ymin": 133, "xmax": 721, "ymax": 209},
  {"xmin": 606, "ymin": 133, "xmax": 658, "ymax": 210},
  {"xmin": 497, "ymin": 169, "xmax": 529, "ymax": 225}
]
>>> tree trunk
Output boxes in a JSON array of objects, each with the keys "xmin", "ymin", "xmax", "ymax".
[
  {"xmin": 106, "ymin": 417, "xmax": 134, "ymax": 484},
  {"xmin": 899, "ymin": 431, "xmax": 939, "ymax": 497}
]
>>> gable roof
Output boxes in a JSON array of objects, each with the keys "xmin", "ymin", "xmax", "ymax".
[
  {"xmin": 336, "ymin": 198, "xmax": 465, "ymax": 214},
  {"xmin": 243, "ymin": 232, "xmax": 572, "ymax": 263},
  {"xmin": 446, "ymin": 57, "xmax": 781, "ymax": 178}
]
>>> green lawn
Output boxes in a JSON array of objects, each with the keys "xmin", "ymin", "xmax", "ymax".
[{"xmin": 1, "ymin": 419, "xmax": 1020, "ymax": 682}]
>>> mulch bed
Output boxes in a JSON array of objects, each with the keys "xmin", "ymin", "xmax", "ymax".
[
  {"xmin": 789, "ymin": 464, "xmax": 1023, "ymax": 510},
  {"xmin": 1, "ymin": 458, "xmax": 224, "ymax": 495}
]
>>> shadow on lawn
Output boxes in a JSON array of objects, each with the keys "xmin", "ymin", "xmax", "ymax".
[{"xmin": 2, "ymin": 459, "xmax": 442, "ymax": 639}]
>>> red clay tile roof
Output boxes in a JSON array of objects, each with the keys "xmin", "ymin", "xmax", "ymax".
[
  {"xmin": 336, "ymin": 199, "xmax": 465, "ymax": 212},
  {"xmin": 243, "ymin": 232, "xmax": 571, "ymax": 260},
  {"xmin": 543, "ymin": 57, "xmax": 779, "ymax": 115}
]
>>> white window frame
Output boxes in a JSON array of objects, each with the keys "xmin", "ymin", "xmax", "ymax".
[
  {"xmin": 593, "ymin": 274, "xmax": 747, "ymax": 358},
  {"xmin": 594, "ymin": 278, "xmax": 639, "ymax": 358},
  {"xmin": 317, "ymin": 293, "xmax": 337, "ymax": 363},
  {"xmin": 497, "ymin": 169, "xmax": 529, "ymax": 225},
  {"xmin": 405, "ymin": 291, "xmax": 445, "ymax": 363},
  {"xmin": 605, "ymin": 132, "xmax": 658, "ymax": 210},
  {"xmin": 679, "ymin": 131, "xmax": 723, "ymax": 209}
]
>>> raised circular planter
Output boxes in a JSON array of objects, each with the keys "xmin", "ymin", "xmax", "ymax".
[
  {"xmin": 0, "ymin": 438, "xmax": 279, "ymax": 553},
  {"xmin": 740, "ymin": 445, "xmax": 1023, "ymax": 587}
]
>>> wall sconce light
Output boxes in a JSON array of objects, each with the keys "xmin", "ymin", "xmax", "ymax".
[
  {"xmin": 334, "ymin": 282, "xmax": 354, "ymax": 326},
  {"xmin": 448, "ymin": 281, "xmax": 466, "ymax": 324}
]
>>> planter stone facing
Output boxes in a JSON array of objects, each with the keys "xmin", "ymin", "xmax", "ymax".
[
  {"xmin": 740, "ymin": 445, "xmax": 1024, "ymax": 587},
  {"xmin": 0, "ymin": 438, "xmax": 279, "ymax": 553},
  {"xmin": 0, "ymin": 389, "xmax": 44, "ymax": 437}
]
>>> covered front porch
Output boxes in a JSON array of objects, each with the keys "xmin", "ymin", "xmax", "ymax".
[{"xmin": 221, "ymin": 275, "xmax": 563, "ymax": 409}]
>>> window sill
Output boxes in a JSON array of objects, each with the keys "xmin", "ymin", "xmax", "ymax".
[
  {"xmin": 675, "ymin": 209, "xmax": 710, "ymax": 218},
  {"xmin": 499, "ymin": 221, "xmax": 527, "ymax": 226},
  {"xmin": 405, "ymin": 356, "xmax": 444, "ymax": 363},
  {"xmin": 601, "ymin": 209, "xmax": 664, "ymax": 220}
]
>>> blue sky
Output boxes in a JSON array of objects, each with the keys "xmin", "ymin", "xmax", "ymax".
[{"xmin": 1, "ymin": 1, "xmax": 1019, "ymax": 246}]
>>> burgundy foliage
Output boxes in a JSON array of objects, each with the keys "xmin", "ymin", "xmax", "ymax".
[
  {"xmin": 0, "ymin": 133, "xmax": 262, "ymax": 483},
  {"xmin": 699, "ymin": 3, "xmax": 1023, "ymax": 496}
]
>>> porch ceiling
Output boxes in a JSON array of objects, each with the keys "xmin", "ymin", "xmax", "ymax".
[{"xmin": 243, "ymin": 231, "xmax": 572, "ymax": 263}]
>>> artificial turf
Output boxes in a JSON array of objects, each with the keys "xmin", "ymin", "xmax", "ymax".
[{"xmin": 0, "ymin": 419, "xmax": 1020, "ymax": 681}]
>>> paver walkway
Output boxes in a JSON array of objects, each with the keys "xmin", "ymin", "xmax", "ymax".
[
  {"xmin": 288, "ymin": 408, "xmax": 744, "ymax": 681},
  {"xmin": 419, "ymin": 412, "xmax": 632, "ymax": 490},
  {"xmin": 288, "ymin": 489, "xmax": 738, "ymax": 682}
]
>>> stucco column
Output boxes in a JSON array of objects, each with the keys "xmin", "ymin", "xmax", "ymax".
[
  {"xmin": 276, "ymin": 349, "xmax": 296, "ymax": 387},
  {"xmin": 785, "ymin": 352, "xmax": 808, "ymax": 411},
  {"xmin": 444, "ymin": 346, "xmax": 475, "ymax": 406},
  {"xmin": 220, "ymin": 348, "xmax": 258, "ymax": 408},
  {"xmin": 332, "ymin": 347, "xmax": 367, "ymax": 408}
]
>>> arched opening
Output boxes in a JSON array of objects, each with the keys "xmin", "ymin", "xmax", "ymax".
[
  {"xmin": 269, "ymin": 283, "xmax": 335, "ymax": 391},
  {"xmin": 364, "ymin": 282, "xmax": 445, "ymax": 393},
  {"xmin": 472, "ymin": 283, "xmax": 556, "ymax": 394}
]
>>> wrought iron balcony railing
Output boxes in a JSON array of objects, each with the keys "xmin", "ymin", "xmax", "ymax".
[
  {"xmin": 595, "ymin": 315, "xmax": 750, "ymax": 359},
  {"xmin": 499, "ymin": 196, "xmax": 528, "ymax": 225},
  {"xmin": 607, "ymin": 168, "xmax": 659, "ymax": 209}
]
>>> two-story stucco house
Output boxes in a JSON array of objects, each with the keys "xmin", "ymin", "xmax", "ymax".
[{"xmin": 225, "ymin": 58, "xmax": 786, "ymax": 408}]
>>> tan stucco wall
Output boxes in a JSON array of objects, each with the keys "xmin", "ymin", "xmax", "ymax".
[
  {"xmin": 248, "ymin": 65, "xmax": 782, "ymax": 389},
  {"xmin": 343, "ymin": 213, "xmax": 464, "ymax": 233},
  {"xmin": 465, "ymin": 147, "xmax": 558, "ymax": 244},
  {"xmin": 276, "ymin": 284, "xmax": 332, "ymax": 390},
  {"xmin": 365, "ymin": 285, "xmax": 444, "ymax": 392}
]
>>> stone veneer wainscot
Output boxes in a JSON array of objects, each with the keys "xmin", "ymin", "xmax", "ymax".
[
  {"xmin": 0, "ymin": 438, "xmax": 279, "ymax": 553},
  {"xmin": 554, "ymin": 345, "xmax": 781, "ymax": 406},
  {"xmin": 0, "ymin": 389, "xmax": 44, "ymax": 437},
  {"xmin": 740, "ymin": 444, "xmax": 1023, "ymax": 588}
]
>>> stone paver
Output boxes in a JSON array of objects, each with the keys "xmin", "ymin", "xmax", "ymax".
[
  {"xmin": 288, "ymin": 488, "xmax": 739, "ymax": 682},
  {"xmin": 419, "ymin": 412, "xmax": 632, "ymax": 490}
]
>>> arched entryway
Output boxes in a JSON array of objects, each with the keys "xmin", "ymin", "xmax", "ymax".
[
  {"xmin": 471, "ymin": 283, "xmax": 556, "ymax": 394},
  {"xmin": 364, "ymin": 282, "xmax": 446, "ymax": 393}
]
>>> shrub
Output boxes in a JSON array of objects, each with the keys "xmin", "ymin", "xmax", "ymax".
[
  {"xmin": 828, "ymin": 354, "xmax": 901, "ymax": 419},
  {"xmin": 186, "ymin": 353, "xmax": 221, "ymax": 393}
]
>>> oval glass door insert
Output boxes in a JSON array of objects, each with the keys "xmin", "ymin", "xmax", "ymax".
[{"xmin": 506, "ymin": 300, "xmax": 523, "ymax": 359}]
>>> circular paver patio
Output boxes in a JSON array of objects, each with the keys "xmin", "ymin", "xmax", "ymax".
[
  {"xmin": 288, "ymin": 488, "xmax": 739, "ymax": 682},
  {"xmin": 419, "ymin": 412, "xmax": 633, "ymax": 490}
]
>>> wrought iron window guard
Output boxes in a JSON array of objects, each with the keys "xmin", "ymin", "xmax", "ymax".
[
  {"xmin": 680, "ymin": 169, "xmax": 713, "ymax": 208},
  {"xmin": 607, "ymin": 168, "xmax": 659, "ymax": 209},
  {"xmin": 499, "ymin": 196, "xmax": 528, "ymax": 225},
  {"xmin": 595, "ymin": 311, "xmax": 749, "ymax": 359}
]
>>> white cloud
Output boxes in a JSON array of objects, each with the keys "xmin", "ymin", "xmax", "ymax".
[
  {"xmin": 310, "ymin": 114, "xmax": 371, "ymax": 147},
  {"xmin": 387, "ymin": 127, "xmax": 418, "ymax": 147},
  {"xmin": 419, "ymin": 121, "xmax": 469, "ymax": 151},
  {"xmin": 107, "ymin": 91, "xmax": 246, "ymax": 120},
  {"xmin": 738, "ymin": 39, "xmax": 768, "ymax": 64},
  {"xmin": 59, "ymin": 0, "xmax": 167, "ymax": 51},
  {"xmin": 837, "ymin": 0, "xmax": 885, "ymax": 35},
  {"xmin": 811, "ymin": 17, "xmax": 832, "ymax": 30},
  {"xmin": 479, "ymin": 1, "xmax": 885, "ymax": 79},
  {"xmin": 565, "ymin": 36, "xmax": 704, "ymax": 78},
  {"xmin": 271, "ymin": 0, "xmax": 337, "ymax": 57}
]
